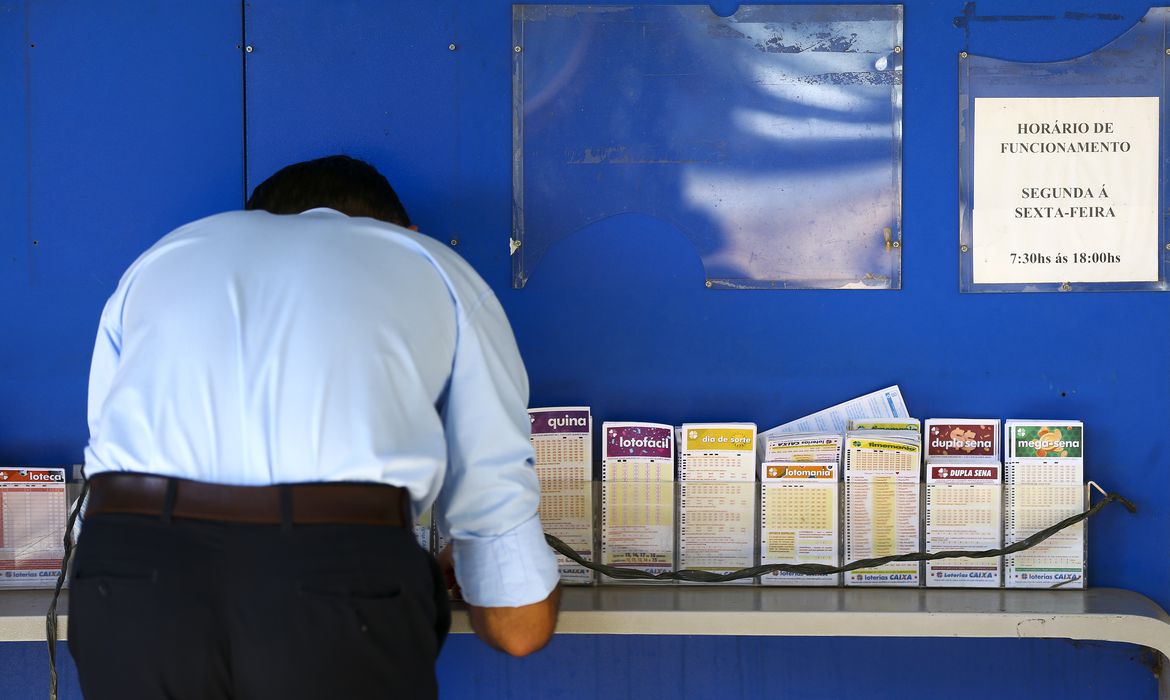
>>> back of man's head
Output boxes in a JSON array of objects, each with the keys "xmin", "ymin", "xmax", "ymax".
[{"xmin": 245, "ymin": 155, "xmax": 412, "ymax": 227}]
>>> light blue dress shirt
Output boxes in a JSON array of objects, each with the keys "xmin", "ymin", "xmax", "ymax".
[{"xmin": 84, "ymin": 208, "xmax": 558, "ymax": 607}]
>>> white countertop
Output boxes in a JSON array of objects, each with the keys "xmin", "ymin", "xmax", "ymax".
[{"xmin": 13, "ymin": 586, "xmax": 1170, "ymax": 662}]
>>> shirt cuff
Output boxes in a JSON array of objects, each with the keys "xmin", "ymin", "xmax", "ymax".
[{"xmin": 452, "ymin": 513, "xmax": 560, "ymax": 607}]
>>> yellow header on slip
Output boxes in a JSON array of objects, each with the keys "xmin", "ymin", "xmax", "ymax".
[
  {"xmin": 685, "ymin": 427, "xmax": 755, "ymax": 451},
  {"xmin": 850, "ymin": 439, "xmax": 920, "ymax": 453},
  {"xmin": 763, "ymin": 463, "xmax": 835, "ymax": 480}
]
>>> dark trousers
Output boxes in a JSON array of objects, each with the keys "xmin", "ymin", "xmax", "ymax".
[{"xmin": 68, "ymin": 512, "xmax": 450, "ymax": 699}]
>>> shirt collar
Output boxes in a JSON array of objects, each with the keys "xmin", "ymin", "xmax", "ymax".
[{"xmin": 301, "ymin": 207, "xmax": 346, "ymax": 217}]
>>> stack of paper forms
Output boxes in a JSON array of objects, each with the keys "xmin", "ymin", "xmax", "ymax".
[
  {"xmin": 760, "ymin": 459, "xmax": 840, "ymax": 586},
  {"xmin": 600, "ymin": 421, "xmax": 675, "ymax": 583},
  {"xmin": 1004, "ymin": 420, "xmax": 1085, "ymax": 589},
  {"xmin": 677, "ymin": 423, "xmax": 757, "ymax": 583},
  {"xmin": 529, "ymin": 407, "xmax": 595, "ymax": 584},
  {"xmin": 843, "ymin": 427, "xmax": 921, "ymax": 586},
  {"xmin": 923, "ymin": 419, "xmax": 1003, "ymax": 588},
  {"xmin": 0, "ymin": 467, "xmax": 67, "ymax": 589}
]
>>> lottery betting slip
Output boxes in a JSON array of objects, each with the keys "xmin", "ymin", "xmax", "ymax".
[
  {"xmin": 600, "ymin": 422, "xmax": 676, "ymax": 582},
  {"xmin": 1004, "ymin": 420, "xmax": 1085, "ymax": 589},
  {"xmin": 844, "ymin": 431, "xmax": 921, "ymax": 586},
  {"xmin": 924, "ymin": 462, "xmax": 1002, "ymax": 587},
  {"xmin": 0, "ymin": 467, "xmax": 67, "ymax": 589},
  {"xmin": 678, "ymin": 423, "xmax": 756, "ymax": 481},
  {"xmin": 414, "ymin": 508, "xmax": 433, "ymax": 552},
  {"xmin": 760, "ymin": 385, "xmax": 909, "ymax": 437},
  {"xmin": 537, "ymin": 480, "xmax": 595, "ymax": 584},
  {"xmin": 761, "ymin": 432, "xmax": 843, "ymax": 465},
  {"xmin": 925, "ymin": 419, "xmax": 1000, "ymax": 461},
  {"xmin": 760, "ymin": 462, "xmax": 840, "ymax": 586},
  {"xmin": 602, "ymin": 422, "xmax": 675, "ymax": 482},
  {"xmin": 529, "ymin": 407, "xmax": 595, "ymax": 583},
  {"xmin": 677, "ymin": 480, "xmax": 755, "ymax": 584},
  {"xmin": 673, "ymin": 424, "xmax": 756, "ymax": 582},
  {"xmin": 678, "ymin": 481, "xmax": 755, "ymax": 583},
  {"xmin": 848, "ymin": 418, "xmax": 920, "ymax": 432},
  {"xmin": 600, "ymin": 479, "xmax": 675, "ymax": 583},
  {"xmin": 529, "ymin": 407, "xmax": 592, "ymax": 482}
]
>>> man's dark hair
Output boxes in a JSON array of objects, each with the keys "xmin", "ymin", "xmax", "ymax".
[{"xmin": 245, "ymin": 155, "xmax": 412, "ymax": 227}]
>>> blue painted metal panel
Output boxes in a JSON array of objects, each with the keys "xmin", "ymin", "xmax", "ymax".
[
  {"xmin": 243, "ymin": 0, "xmax": 529, "ymax": 292},
  {"xmin": 0, "ymin": 0, "xmax": 243, "ymax": 465},
  {"xmin": 0, "ymin": 636, "xmax": 1156, "ymax": 700},
  {"xmin": 0, "ymin": 643, "xmax": 80, "ymax": 699},
  {"xmin": 436, "ymin": 635, "xmax": 1155, "ymax": 699}
]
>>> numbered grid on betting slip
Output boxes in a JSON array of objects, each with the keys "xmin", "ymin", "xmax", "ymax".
[
  {"xmin": 533, "ymin": 434, "xmax": 587, "ymax": 467},
  {"xmin": 0, "ymin": 478, "xmax": 66, "ymax": 567}
]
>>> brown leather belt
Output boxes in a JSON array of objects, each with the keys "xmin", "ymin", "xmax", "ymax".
[{"xmin": 86, "ymin": 472, "xmax": 411, "ymax": 527}]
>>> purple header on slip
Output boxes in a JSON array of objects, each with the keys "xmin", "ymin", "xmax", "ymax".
[
  {"xmin": 529, "ymin": 409, "xmax": 591, "ymax": 435},
  {"xmin": 605, "ymin": 425, "xmax": 673, "ymax": 459}
]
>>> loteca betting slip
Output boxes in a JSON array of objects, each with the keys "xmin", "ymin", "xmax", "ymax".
[{"xmin": 0, "ymin": 467, "xmax": 67, "ymax": 589}]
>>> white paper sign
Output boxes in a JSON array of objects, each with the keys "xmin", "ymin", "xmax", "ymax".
[{"xmin": 972, "ymin": 96, "xmax": 1159, "ymax": 285}]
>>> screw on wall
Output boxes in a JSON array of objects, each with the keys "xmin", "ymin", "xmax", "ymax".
[
  {"xmin": 448, "ymin": 43, "xmax": 457, "ymax": 51},
  {"xmin": 245, "ymin": 45, "xmax": 254, "ymax": 53}
]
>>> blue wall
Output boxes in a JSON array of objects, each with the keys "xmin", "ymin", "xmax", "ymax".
[{"xmin": 2, "ymin": 1, "xmax": 1165, "ymax": 698}]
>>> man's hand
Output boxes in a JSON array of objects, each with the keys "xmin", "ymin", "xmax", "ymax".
[
  {"xmin": 437, "ymin": 544, "xmax": 562, "ymax": 657},
  {"xmin": 466, "ymin": 586, "xmax": 561, "ymax": 657},
  {"xmin": 436, "ymin": 543, "xmax": 462, "ymax": 600}
]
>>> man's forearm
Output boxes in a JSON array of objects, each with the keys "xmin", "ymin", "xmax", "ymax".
[{"xmin": 467, "ymin": 585, "xmax": 562, "ymax": 657}]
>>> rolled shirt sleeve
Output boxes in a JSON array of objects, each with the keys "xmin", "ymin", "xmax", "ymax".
[
  {"xmin": 437, "ymin": 290, "xmax": 559, "ymax": 607},
  {"xmin": 451, "ymin": 514, "xmax": 558, "ymax": 607}
]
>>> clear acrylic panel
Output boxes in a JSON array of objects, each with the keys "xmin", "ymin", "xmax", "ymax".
[
  {"xmin": 536, "ymin": 479, "xmax": 1091, "ymax": 587},
  {"xmin": 678, "ymin": 481, "xmax": 757, "ymax": 584},
  {"xmin": 600, "ymin": 480, "xmax": 676, "ymax": 584},
  {"xmin": 958, "ymin": 7, "xmax": 1169, "ymax": 293},
  {"xmin": 538, "ymin": 480, "xmax": 597, "ymax": 584},
  {"xmin": 513, "ymin": 5, "xmax": 904, "ymax": 289}
]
